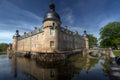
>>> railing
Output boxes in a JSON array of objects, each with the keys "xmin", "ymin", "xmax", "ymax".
[{"xmin": 89, "ymin": 48, "xmax": 111, "ymax": 54}]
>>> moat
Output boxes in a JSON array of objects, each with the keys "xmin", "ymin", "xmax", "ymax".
[{"xmin": 0, "ymin": 52, "xmax": 111, "ymax": 80}]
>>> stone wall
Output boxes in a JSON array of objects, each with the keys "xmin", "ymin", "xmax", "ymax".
[{"xmin": 14, "ymin": 20, "xmax": 86, "ymax": 53}]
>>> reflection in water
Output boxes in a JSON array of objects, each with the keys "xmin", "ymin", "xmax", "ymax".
[
  {"xmin": 11, "ymin": 56, "xmax": 77, "ymax": 80},
  {"xmin": 69, "ymin": 53, "xmax": 110, "ymax": 80},
  {"xmin": 0, "ymin": 52, "xmax": 110, "ymax": 80},
  {"xmin": 12, "ymin": 55, "xmax": 17, "ymax": 78}
]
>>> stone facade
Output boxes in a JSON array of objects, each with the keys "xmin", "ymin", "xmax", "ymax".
[{"xmin": 12, "ymin": 3, "xmax": 89, "ymax": 54}]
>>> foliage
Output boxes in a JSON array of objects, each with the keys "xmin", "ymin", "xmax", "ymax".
[
  {"xmin": 99, "ymin": 22, "xmax": 120, "ymax": 48},
  {"xmin": 0, "ymin": 43, "xmax": 8, "ymax": 52},
  {"xmin": 68, "ymin": 54, "xmax": 86, "ymax": 73},
  {"xmin": 68, "ymin": 54, "xmax": 82, "ymax": 62},
  {"xmin": 87, "ymin": 34, "xmax": 98, "ymax": 47},
  {"xmin": 113, "ymin": 50, "xmax": 120, "ymax": 56},
  {"xmin": 102, "ymin": 60, "xmax": 110, "ymax": 76}
]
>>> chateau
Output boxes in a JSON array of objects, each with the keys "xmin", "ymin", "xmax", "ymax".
[{"xmin": 12, "ymin": 3, "xmax": 89, "ymax": 55}]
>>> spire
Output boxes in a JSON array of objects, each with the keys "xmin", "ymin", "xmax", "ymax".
[
  {"xmin": 16, "ymin": 30, "xmax": 19, "ymax": 36},
  {"xmin": 43, "ymin": 1, "xmax": 61, "ymax": 23},
  {"xmin": 84, "ymin": 30, "xmax": 87, "ymax": 35},
  {"xmin": 15, "ymin": 30, "xmax": 20, "ymax": 37},
  {"xmin": 83, "ymin": 30, "xmax": 88, "ymax": 37},
  {"xmin": 49, "ymin": 2, "xmax": 55, "ymax": 11}
]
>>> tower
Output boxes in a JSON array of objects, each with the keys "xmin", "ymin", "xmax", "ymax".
[
  {"xmin": 42, "ymin": 2, "xmax": 61, "ymax": 52},
  {"xmin": 83, "ymin": 30, "xmax": 89, "ymax": 49},
  {"xmin": 12, "ymin": 30, "xmax": 20, "ymax": 51}
]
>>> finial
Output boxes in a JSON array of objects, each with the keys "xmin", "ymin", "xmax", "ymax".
[
  {"xmin": 16, "ymin": 29, "xmax": 19, "ymax": 32},
  {"xmin": 83, "ymin": 30, "xmax": 88, "ymax": 37},
  {"xmin": 16, "ymin": 30, "xmax": 19, "ymax": 35},
  {"xmin": 15, "ymin": 29, "xmax": 20, "ymax": 37},
  {"xmin": 84, "ymin": 30, "xmax": 86, "ymax": 34},
  {"xmin": 49, "ymin": 1, "xmax": 55, "ymax": 11}
]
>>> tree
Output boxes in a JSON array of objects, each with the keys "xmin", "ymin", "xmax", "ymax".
[
  {"xmin": 0, "ymin": 43, "xmax": 8, "ymax": 52},
  {"xmin": 99, "ymin": 22, "xmax": 120, "ymax": 48},
  {"xmin": 87, "ymin": 34, "xmax": 98, "ymax": 48}
]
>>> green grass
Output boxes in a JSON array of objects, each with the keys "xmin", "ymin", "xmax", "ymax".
[{"xmin": 113, "ymin": 50, "xmax": 120, "ymax": 56}]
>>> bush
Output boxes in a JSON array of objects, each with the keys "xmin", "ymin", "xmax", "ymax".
[
  {"xmin": 113, "ymin": 50, "xmax": 120, "ymax": 56},
  {"xmin": 0, "ymin": 43, "xmax": 8, "ymax": 52}
]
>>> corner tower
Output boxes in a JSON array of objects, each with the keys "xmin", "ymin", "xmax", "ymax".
[
  {"xmin": 43, "ymin": 2, "xmax": 61, "ymax": 27},
  {"xmin": 42, "ymin": 2, "xmax": 61, "ymax": 52},
  {"xmin": 83, "ymin": 30, "xmax": 89, "ymax": 49},
  {"xmin": 12, "ymin": 30, "xmax": 20, "ymax": 51},
  {"xmin": 43, "ymin": 3, "xmax": 61, "ymax": 25}
]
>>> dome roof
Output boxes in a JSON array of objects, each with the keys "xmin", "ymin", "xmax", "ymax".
[
  {"xmin": 43, "ymin": 3, "xmax": 61, "ymax": 22},
  {"xmin": 83, "ymin": 30, "xmax": 88, "ymax": 37},
  {"xmin": 44, "ymin": 11, "xmax": 60, "ymax": 21}
]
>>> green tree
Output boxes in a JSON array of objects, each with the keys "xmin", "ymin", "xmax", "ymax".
[
  {"xmin": 99, "ymin": 22, "xmax": 120, "ymax": 48},
  {"xmin": 87, "ymin": 34, "xmax": 98, "ymax": 48},
  {"xmin": 0, "ymin": 43, "xmax": 8, "ymax": 52}
]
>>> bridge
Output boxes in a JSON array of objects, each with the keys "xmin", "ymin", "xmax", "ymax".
[
  {"xmin": 82, "ymin": 48, "xmax": 111, "ymax": 57},
  {"xmin": 89, "ymin": 48, "xmax": 111, "ymax": 54},
  {"xmin": 88, "ymin": 48, "xmax": 110, "ymax": 55}
]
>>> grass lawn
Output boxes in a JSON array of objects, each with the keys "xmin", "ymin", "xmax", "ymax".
[{"xmin": 113, "ymin": 50, "xmax": 120, "ymax": 56}]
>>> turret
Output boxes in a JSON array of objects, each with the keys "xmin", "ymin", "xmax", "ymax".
[
  {"xmin": 83, "ymin": 30, "xmax": 89, "ymax": 49},
  {"xmin": 42, "ymin": 2, "xmax": 61, "ymax": 52},
  {"xmin": 43, "ymin": 2, "xmax": 61, "ymax": 28},
  {"xmin": 12, "ymin": 30, "xmax": 20, "ymax": 51}
]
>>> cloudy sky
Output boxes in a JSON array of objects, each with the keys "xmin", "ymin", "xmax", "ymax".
[{"xmin": 0, "ymin": 0, "xmax": 120, "ymax": 43}]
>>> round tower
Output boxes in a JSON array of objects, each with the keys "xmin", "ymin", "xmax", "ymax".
[
  {"xmin": 12, "ymin": 30, "xmax": 20, "ymax": 51},
  {"xmin": 43, "ymin": 2, "xmax": 61, "ymax": 27},
  {"xmin": 83, "ymin": 30, "xmax": 89, "ymax": 49},
  {"xmin": 42, "ymin": 2, "xmax": 61, "ymax": 52}
]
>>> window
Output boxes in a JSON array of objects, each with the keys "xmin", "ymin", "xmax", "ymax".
[
  {"xmin": 37, "ymin": 35, "xmax": 38, "ymax": 40},
  {"xmin": 53, "ymin": 23, "xmax": 55, "ymax": 26},
  {"xmin": 50, "ymin": 41, "xmax": 54, "ymax": 47},
  {"xmin": 63, "ymin": 35, "xmax": 65, "ymax": 40},
  {"xmin": 50, "ymin": 28, "xmax": 55, "ymax": 36}
]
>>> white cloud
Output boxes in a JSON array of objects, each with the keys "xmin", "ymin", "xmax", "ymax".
[
  {"xmin": 0, "ymin": 32, "xmax": 13, "ymax": 39},
  {"xmin": 69, "ymin": 26, "xmax": 84, "ymax": 35},
  {"xmin": 67, "ymin": 14, "xmax": 74, "ymax": 24},
  {"xmin": 0, "ymin": 31, "xmax": 14, "ymax": 43},
  {"xmin": 61, "ymin": 8, "xmax": 74, "ymax": 25},
  {"xmin": 0, "ymin": 0, "xmax": 43, "ymax": 43},
  {"xmin": 0, "ymin": 0, "xmax": 42, "ymax": 31}
]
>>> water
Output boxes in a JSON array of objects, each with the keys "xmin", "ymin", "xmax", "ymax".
[{"xmin": 0, "ymin": 53, "xmax": 110, "ymax": 80}]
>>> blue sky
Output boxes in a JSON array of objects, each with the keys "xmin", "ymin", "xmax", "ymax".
[{"xmin": 0, "ymin": 0, "xmax": 120, "ymax": 43}]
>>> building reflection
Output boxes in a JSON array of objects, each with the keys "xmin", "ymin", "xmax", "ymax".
[
  {"xmin": 11, "ymin": 56, "xmax": 77, "ymax": 80},
  {"xmin": 11, "ymin": 55, "xmax": 18, "ymax": 78},
  {"xmin": 11, "ymin": 52, "xmax": 110, "ymax": 80}
]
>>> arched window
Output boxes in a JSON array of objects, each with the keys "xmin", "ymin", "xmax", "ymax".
[{"xmin": 53, "ymin": 23, "xmax": 55, "ymax": 26}]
